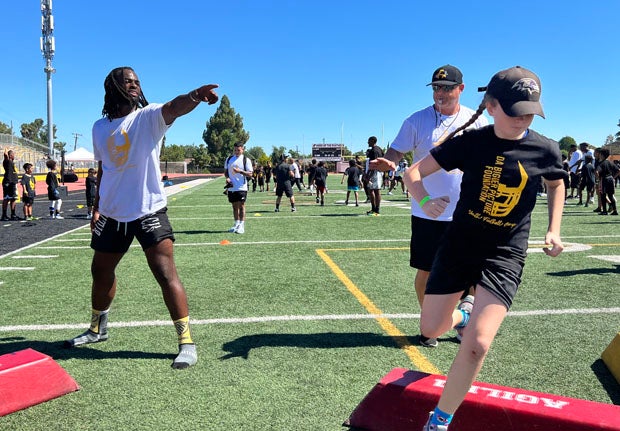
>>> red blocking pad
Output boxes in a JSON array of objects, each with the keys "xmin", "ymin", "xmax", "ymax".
[
  {"xmin": 344, "ymin": 368, "xmax": 620, "ymax": 431},
  {"xmin": 0, "ymin": 348, "xmax": 80, "ymax": 416}
]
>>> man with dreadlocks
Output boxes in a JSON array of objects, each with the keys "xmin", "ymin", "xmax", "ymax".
[
  {"xmin": 64, "ymin": 66, "xmax": 218, "ymax": 370},
  {"xmin": 370, "ymin": 65, "xmax": 488, "ymax": 347}
]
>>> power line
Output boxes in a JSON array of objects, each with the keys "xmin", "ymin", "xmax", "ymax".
[{"xmin": 72, "ymin": 132, "xmax": 82, "ymax": 151}]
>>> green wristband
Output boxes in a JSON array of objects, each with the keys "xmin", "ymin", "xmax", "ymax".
[{"xmin": 419, "ymin": 195, "xmax": 431, "ymax": 207}]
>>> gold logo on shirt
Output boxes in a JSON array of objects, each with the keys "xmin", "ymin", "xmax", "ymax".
[
  {"xmin": 479, "ymin": 156, "xmax": 528, "ymax": 220},
  {"xmin": 106, "ymin": 129, "xmax": 131, "ymax": 167}
]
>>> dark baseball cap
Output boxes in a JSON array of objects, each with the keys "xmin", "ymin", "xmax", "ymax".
[
  {"xmin": 480, "ymin": 66, "xmax": 545, "ymax": 118},
  {"xmin": 427, "ymin": 65, "xmax": 463, "ymax": 86}
]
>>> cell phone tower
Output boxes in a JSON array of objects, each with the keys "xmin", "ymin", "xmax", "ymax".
[{"xmin": 40, "ymin": 0, "xmax": 56, "ymax": 157}]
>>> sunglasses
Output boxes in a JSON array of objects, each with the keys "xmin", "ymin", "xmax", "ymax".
[{"xmin": 432, "ymin": 84, "xmax": 458, "ymax": 92}]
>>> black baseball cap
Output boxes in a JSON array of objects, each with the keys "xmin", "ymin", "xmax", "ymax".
[
  {"xmin": 480, "ymin": 66, "xmax": 545, "ymax": 118},
  {"xmin": 427, "ymin": 65, "xmax": 463, "ymax": 86}
]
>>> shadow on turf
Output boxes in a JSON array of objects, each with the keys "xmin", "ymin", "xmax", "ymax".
[
  {"xmin": 0, "ymin": 337, "xmax": 172, "ymax": 361},
  {"xmin": 546, "ymin": 265, "xmax": 620, "ymax": 277},
  {"xmin": 591, "ymin": 359, "xmax": 620, "ymax": 404},
  {"xmin": 219, "ymin": 332, "xmax": 455, "ymax": 360}
]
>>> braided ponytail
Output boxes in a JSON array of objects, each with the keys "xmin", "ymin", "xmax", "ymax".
[{"xmin": 434, "ymin": 97, "xmax": 489, "ymax": 147}]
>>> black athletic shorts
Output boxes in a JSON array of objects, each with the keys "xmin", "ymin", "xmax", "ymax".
[
  {"xmin": 2, "ymin": 183, "xmax": 17, "ymax": 200},
  {"xmin": 410, "ymin": 215, "xmax": 450, "ymax": 272},
  {"xmin": 275, "ymin": 182, "xmax": 294, "ymax": 198},
  {"xmin": 90, "ymin": 207, "xmax": 175, "ymax": 253},
  {"xmin": 227, "ymin": 190, "xmax": 247, "ymax": 203},
  {"xmin": 426, "ymin": 224, "xmax": 526, "ymax": 309}
]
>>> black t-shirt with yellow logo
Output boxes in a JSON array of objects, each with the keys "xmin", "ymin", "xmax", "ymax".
[{"xmin": 431, "ymin": 126, "xmax": 566, "ymax": 243}]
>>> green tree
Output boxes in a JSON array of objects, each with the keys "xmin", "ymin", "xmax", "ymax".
[
  {"xmin": 0, "ymin": 121, "xmax": 13, "ymax": 134},
  {"xmin": 20, "ymin": 119, "xmax": 46, "ymax": 143},
  {"xmin": 245, "ymin": 146, "xmax": 266, "ymax": 162},
  {"xmin": 191, "ymin": 144, "xmax": 211, "ymax": 171},
  {"xmin": 202, "ymin": 95, "xmax": 250, "ymax": 166},
  {"xmin": 289, "ymin": 148, "xmax": 303, "ymax": 160},
  {"xmin": 161, "ymin": 143, "xmax": 187, "ymax": 162},
  {"xmin": 558, "ymin": 136, "xmax": 576, "ymax": 153},
  {"xmin": 19, "ymin": 118, "xmax": 64, "ymax": 150},
  {"xmin": 54, "ymin": 141, "xmax": 67, "ymax": 152},
  {"xmin": 616, "ymin": 119, "xmax": 620, "ymax": 140},
  {"xmin": 605, "ymin": 135, "xmax": 615, "ymax": 146},
  {"xmin": 256, "ymin": 154, "xmax": 271, "ymax": 167},
  {"xmin": 269, "ymin": 145, "xmax": 288, "ymax": 165}
]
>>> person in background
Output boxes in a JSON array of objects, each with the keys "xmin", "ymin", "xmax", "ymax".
[
  {"xmin": 224, "ymin": 142, "xmax": 253, "ymax": 234},
  {"xmin": 341, "ymin": 158, "xmax": 361, "ymax": 206},
  {"xmin": 85, "ymin": 167, "xmax": 97, "ymax": 219},
  {"xmin": 257, "ymin": 164, "xmax": 265, "ymax": 192},
  {"xmin": 264, "ymin": 161, "xmax": 272, "ymax": 192},
  {"xmin": 371, "ymin": 64, "xmax": 489, "ymax": 346},
  {"xmin": 579, "ymin": 154, "xmax": 596, "ymax": 208},
  {"xmin": 291, "ymin": 158, "xmax": 303, "ymax": 191},
  {"xmin": 596, "ymin": 147, "xmax": 619, "ymax": 215},
  {"xmin": 576, "ymin": 142, "xmax": 593, "ymax": 205},
  {"xmin": 313, "ymin": 160, "xmax": 328, "ymax": 206},
  {"xmin": 45, "ymin": 159, "xmax": 63, "ymax": 219},
  {"xmin": 364, "ymin": 136, "xmax": 384, "ymax": 216},
  {"xmin": 307, "ymin": 159, "xmax": 318, "ymax": 193},
  {"xmin": 567, "ymin": 143, "xmax": 582, "ymax": 199},
  {"xmin": 274, "ymin": 155, "xmax": 296, "ymax": 212},
  {"xmin": 63, "ymin": 66, "xmax": 219, "ymax": 370},
  {"xmin": 21, "ymin": 163, "xmax": 36, "ymax": 220},
  {"xmin": 2, "ymin": 148, "xmax": 20, "ymax": 221}
]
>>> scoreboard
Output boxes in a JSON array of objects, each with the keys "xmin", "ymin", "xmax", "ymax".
[{"xmin": 312, "ymin": 144, "xmax": 342, "ymax": 161}]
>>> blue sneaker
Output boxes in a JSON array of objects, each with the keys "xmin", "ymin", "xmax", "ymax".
[
  {"xmin": 455, "ymin": 294, "xmax": 474, "ymax": 342},
  {"xmin": 422, "ymin": 412, "xmax": 449, "ymax": 430}
]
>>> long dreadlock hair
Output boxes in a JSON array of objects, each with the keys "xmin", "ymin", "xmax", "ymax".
[
  {"xmin": 101, "ymin": 67, "xmax": 149, "ymax": 121},
  {"xmin": 433, "ymin": 93, "xmax": 493, "ymax": 147}
]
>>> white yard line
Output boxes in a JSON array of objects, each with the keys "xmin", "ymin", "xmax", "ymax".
[
  {"xmin": 1, "ymin": 308, "xmax": 618, "ymax": 333},
  {"xmin": 12, "ymin": 255, "xmax": 58, "ymax": 259}
]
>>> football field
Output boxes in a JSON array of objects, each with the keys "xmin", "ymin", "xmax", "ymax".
[{"xmin": 0, "ymin": 175, "xmax": 618, "ymax": 430}]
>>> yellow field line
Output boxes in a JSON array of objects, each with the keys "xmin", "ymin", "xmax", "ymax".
[{"xmin": 316, "ymin": 248, "xmax": 440, "ymax": 374}]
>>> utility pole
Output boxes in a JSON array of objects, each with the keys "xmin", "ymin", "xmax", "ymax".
[
  {"xmin": 72, "ymin": 132, "xmax": 82, "ymax": 151},
  {"xmin": 40, "ymin": 0, "xmax": 56, "ymax": 158}
]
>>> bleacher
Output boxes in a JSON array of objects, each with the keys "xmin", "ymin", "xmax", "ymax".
[{"xmin": 0, "ymin": 133, "xmax": 59, "ymax": 175}]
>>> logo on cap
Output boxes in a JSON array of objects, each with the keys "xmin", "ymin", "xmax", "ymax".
[
  {"xmin": 435, "ymin": 69, "xmax": 448, "ymax": 80},
  {"xmin": 512, "ymin": 78, "xmax": 540, "ymax": 95}
]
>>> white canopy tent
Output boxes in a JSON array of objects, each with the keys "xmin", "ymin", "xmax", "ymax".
[{"xmin": 64, "ymin": 147, "xmax": 97, "ymax": 169}]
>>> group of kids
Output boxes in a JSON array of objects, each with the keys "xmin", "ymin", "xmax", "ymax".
[
  {"xmin": 2, "ymin": 147, "xmax": 98, "ymax": 221},
  {"xmin": 565, "ymin": 143, "xmax": 618, "ymax": 215}
]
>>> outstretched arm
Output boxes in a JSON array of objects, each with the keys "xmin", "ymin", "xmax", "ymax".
[
  {"xmin": 162, "ymin": 84, "xmax": 219, "ymax": 125},
  {"xmin": 370, "ymin": 147, "xmax": 404, "ymax": 172}
]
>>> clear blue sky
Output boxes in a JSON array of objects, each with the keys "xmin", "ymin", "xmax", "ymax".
[{"xmin": 1, "ymin": 1, "xmax": 619, "ymax": 155}]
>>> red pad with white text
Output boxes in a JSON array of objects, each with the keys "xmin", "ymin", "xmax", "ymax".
[{"xmin": 344, "ymin": 368, "xmax": 620, "ymax": 430}]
